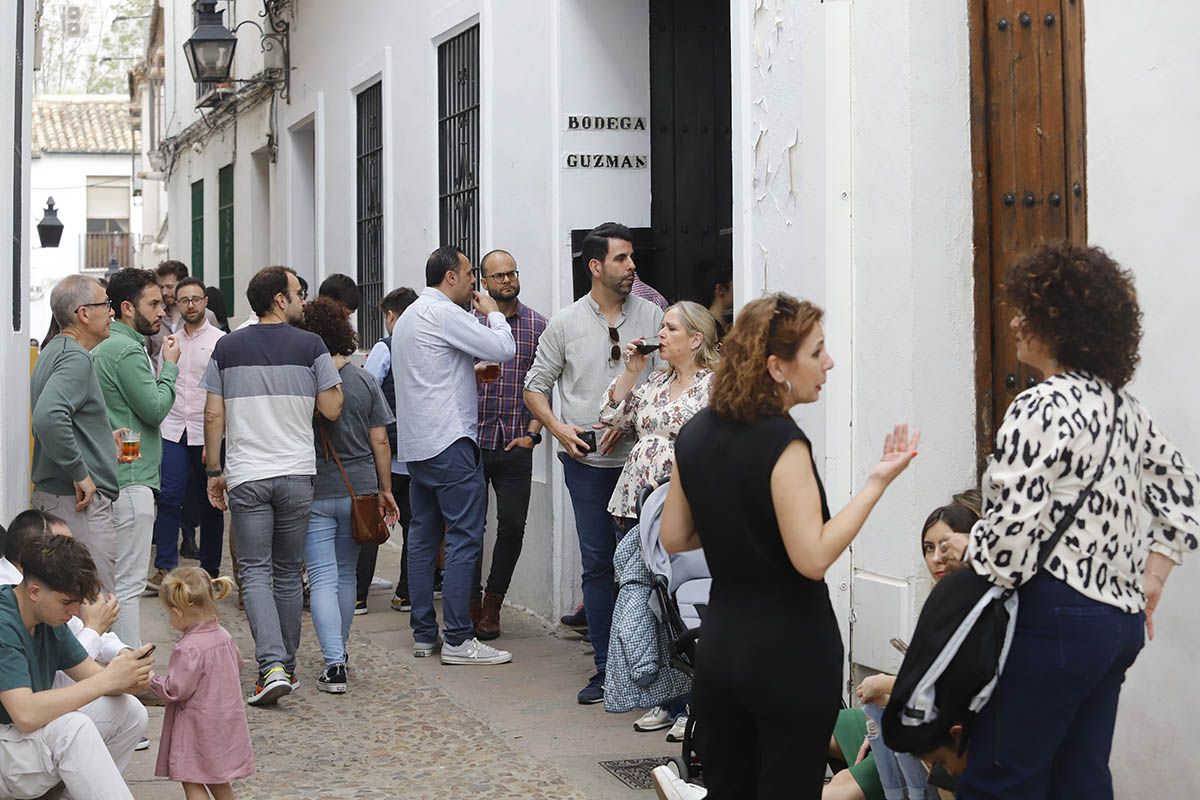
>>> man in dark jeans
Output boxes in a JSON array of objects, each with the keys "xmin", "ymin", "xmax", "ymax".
[
  {"xmin": 469, "ymin": 250, "xmax": 547, "ymax": 639},
  {"xmin": 358, "ymin": 287, "xmax": 418, "ymax": 614}
]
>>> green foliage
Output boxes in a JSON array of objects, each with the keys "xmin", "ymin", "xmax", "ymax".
[{"xmin": 35, "ymin": 0, "xmax": 151, "ymax": 96}]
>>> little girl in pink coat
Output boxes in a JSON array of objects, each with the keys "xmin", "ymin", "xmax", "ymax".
[{"xmin": 151, "ymin": 567, "xmax": 254, "ymax": 800}]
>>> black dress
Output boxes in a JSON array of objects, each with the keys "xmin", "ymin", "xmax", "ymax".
[{"xmin": 674, "ymin": 409, "xmax": 843, "ymax": 799}]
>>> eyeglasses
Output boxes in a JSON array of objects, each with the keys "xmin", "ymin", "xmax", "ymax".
[
  {"xmin": 486, "ymin": 270, "xmax": 519, "ymax": 283},
  {"xmin": 177, "ymin": 297, "xmax": 206, "ymax": 306},
  {"xmin": 608, "ymin": 327, "xmax": 621, "ymax": 362},
  {"xmin": 75, "ymin": 300, "xmax": 112, "ymax": 314}
]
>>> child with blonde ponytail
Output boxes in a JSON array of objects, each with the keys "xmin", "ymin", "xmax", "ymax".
[{"xmin": 151, "ymin": 567, "xmax": 254, "ymax": 799}]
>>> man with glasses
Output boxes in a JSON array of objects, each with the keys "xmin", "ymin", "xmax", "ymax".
[
  {"xmin": 202, "ymin": 266, "xmax": 344, "ymax": 706},
  {"xmin": 468, "ymin": 250, "xmax": 548, "ymax": 640},
  {"xmin": 91, "ymin": 269, "xmax": 180, "ymax": 648},
  {"xmin": 524, "ymin": 222, "xmax": 663, "ymax": 704},
  {"xmin": 152, "ymin": 277, "xmax": 226, "ymax": 591},
  {"xmin": 31, "ymin": 275, "xmax": 122, "ymax": 595}
]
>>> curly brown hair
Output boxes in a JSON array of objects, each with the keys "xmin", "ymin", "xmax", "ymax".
[
  {"xmin": 1003, "ymin": 243, "xmax": 1143, "ymax": 388},
  {"xmin": 298, "ymin": 297, "xmax": 358, "ymax": 356},
  {"xmin": 21, "ymin": 533, "xmax": 100, "ymax": 602},
  {"xmin": 709, "ymin": 293, "xmax": 824, "ymax": 423}
]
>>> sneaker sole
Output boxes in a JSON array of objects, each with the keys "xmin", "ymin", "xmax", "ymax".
[
  {"xmin": 440, "ymin": 653, "xmax": 513, "ymax": 665},
  {"xmin": 353, "ymin": 608, "xmax": 368, "ymax": 616},
  {"xmin": 634, "ymin": 720, "xmax": 674, "ymax": 732},
  {"xmin": 413, "ymin": 641, "xmax": 442, "ymax": 658},
  {"xmin": 247, "ymin": 680, "xmax": 292, "ymax": 706},
  {"xmin": 317, "ymin": 682, "xmax": 347, "ymax": 694}
]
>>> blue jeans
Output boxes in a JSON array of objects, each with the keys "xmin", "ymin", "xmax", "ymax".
[
  {"xmin": 559, "ymin": 454, "xmax": 622, "ymax": 675},
  {"xmin": 407, "ymin": 438, "xmax": 486, "ymax": 647},
  {"xmin": 959, "ymin": 574, "xmax": 1145, "ymax": 800},
  {"xmin": 305, "ymin": 497, "xmax": 360, "ymax": 667},
  {"xmin": 154, "ymin": 434, "xmax": 224, "ymax": 575},
  {"xmin": 864, "ymin": 703, "xmax": 938, "ymax": 800}
]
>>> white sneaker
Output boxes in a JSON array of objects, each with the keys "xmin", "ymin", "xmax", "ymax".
[
  {"xmin": 413, "ymin": 636, "xmax": 443, "ymax": 658},
  {"xmin": 440, "ymin": 637, "xmax": 512, "ymax": 666},
  {"xmin": 651, "ymin": 765, "xmax": 706, "ymax": 800},
  {"xmin": 369, "ymin": 576, "xmax": 393, "ymax": 591},
  {"xmin": 666, "ymin": 714, "xmax": 688, "ymax": 742},
  {"xmin": 634, "ymin": 706, "xmax": 674, "ymax": 732}
]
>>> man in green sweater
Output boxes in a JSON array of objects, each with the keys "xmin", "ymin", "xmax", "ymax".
[
  {"xmin": 92, "ymin": 269, "xmax": 180, "ymax": 647},
  {"xmin": 31, "ymin": 276, "xmax": 120, "ymax": 596}
]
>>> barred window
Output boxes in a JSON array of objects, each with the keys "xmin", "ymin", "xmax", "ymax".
[
  {"xmin": 438, "ymin": 25, "xmax": 480, "ymax": 275},
  {"xmin": 356, "ymin": 80, "xmax": 384, "ymax": 346}
]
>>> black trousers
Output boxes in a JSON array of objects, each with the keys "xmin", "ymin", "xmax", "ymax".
[
  {"xmin": 692, "ymin": 593, "xmax": 843, "ymax": 799},
  {"xmin": 355, "ymin": 473, "xmax": 412, "ymax": 602},
  {"xmin": 471, "ymin": 445, "xmax": 534, "ymax": 598}
]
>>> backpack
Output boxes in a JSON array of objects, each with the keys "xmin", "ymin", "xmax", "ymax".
[{"xmin": 882, "ymin": 393, "xmax": 1120, "ymax": 755}]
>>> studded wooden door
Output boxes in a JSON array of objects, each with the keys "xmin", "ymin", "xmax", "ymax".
[{"xmin": 970, "ymin": 0, "xmax": 1087, "ymax": 468}]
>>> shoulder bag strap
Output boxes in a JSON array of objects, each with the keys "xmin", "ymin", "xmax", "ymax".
[
  {"xmin": 1035, "ymin": 390, "xmax": 1123, "ymax": 574},
  {"xmin": 318, "ymin": 423, "xmax": 358, "ymax": 500}
]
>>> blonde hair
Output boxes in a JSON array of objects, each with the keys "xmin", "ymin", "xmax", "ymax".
[
  {"xmin": 663, "ymin": 301, "xmax": 721, "ymax": 375},
  {"xmin": 159, "ymin": 566, "xmax": 234, "ymax": 619}
]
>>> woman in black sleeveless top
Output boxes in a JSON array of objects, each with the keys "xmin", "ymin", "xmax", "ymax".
[{"xmin": 660, "ymin": 294, "xmax": 919, "ymax": 799}]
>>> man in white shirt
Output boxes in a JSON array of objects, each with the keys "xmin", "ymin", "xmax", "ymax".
[{"xmin": 392, "ymin": 246, "xmax": 515, "ymax": 666}]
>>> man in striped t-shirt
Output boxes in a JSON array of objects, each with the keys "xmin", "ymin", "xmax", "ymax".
[{"xmin": 202, "ymin": 266, "xmax": 344, "ymax": 707}]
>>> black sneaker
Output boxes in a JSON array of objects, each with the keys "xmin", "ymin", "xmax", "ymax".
[
  {"xmin": 577, "ymin": 672, "xmax": 605, "ymax": 705},
  {"xmin": 391, "ymin": 594, "xmax": 412, "ymax": 612},
  {"xmin": 179, "ymin": 539, "xmax": 201, "ymax": 560},
  {"xmin": 560, "ymin": 603, "xmax": 587, "ymax": 630},
  {"xmin": 433, "ymin": 572, "xmax": 444, "ymax": 600},
  {"xmin": 317, "ymin": 663, "xmax": 347, "ymax": 694},
  {"xmin": 354, "ymin": 599, "xmax": 368, "ymax": 616}
]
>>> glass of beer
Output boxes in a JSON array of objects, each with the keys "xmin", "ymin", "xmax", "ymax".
[
  {"xmin": 478, "ymin": 362, "xmax": 502, "ymax": 382},
  {"xmin": 119, "ymin": 429, "xmax": 140, "ymax": 463}
]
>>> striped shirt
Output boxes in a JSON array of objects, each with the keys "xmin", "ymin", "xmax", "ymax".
[
  {"xmin": 473, "ymin": 301, "xmax": 548, "ymax": 450},
  {"xmin": 200, "ymin": 322, "xmax": 341, "ymax": 490},
  {"xmin": 631, "ymin": 276, "xmax": 669, "ymax": 310}
]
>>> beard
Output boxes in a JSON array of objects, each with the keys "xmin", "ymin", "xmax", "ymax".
[
  {"xmin": 603, "ymin": 271, "xmax": 633, "ymax": 296},
  {"xmin": 489, "ymin": 285, "xmax": 519, "ymax": 302},
  {"xmin": 132, "ymin": 310, "xmax": 161, "ymax": 336}
]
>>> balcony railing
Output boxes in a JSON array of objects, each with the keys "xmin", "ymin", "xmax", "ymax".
[{"xmin": 82, "ymin": 232, "xmax": 134, "ymax": 273}]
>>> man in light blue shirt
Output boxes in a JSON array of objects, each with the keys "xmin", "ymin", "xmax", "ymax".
[{"xmin": 392, "ymin": 246, "xmax": 516, "ymax": 666}]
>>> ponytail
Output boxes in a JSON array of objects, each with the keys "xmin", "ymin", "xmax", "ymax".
[{"xmin": 158, "ymin": 566, "xmax": 230, "ymax": 618}]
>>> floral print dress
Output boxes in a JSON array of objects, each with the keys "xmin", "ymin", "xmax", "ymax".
[{"xmin": 600, "ymin": 368, "xmax": 713, "ymax": 519}]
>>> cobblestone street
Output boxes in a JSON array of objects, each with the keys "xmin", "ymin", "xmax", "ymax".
[{"xmin": 125, "ymin": 539, "xmax": 671, "ymax": 800}]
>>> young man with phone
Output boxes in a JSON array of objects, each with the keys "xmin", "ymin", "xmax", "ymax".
[
  {"xmin": 0, "ymin": 533, "xmax": 152, "ymax": 800},
  {"xmin": 523, "ymin": 222, "xmax": 663, "ymax": 704}
]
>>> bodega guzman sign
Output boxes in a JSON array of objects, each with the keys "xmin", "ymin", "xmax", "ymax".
[{"xmin": 564, "ymin": 114, "xmax": 648, "ymax": 170}]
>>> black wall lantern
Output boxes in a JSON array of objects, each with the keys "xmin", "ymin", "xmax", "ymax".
[
  {"xmin": 184, "ymin": 1, "xmax": 291, "ymax": 103},
  {"xmin": 37, "ymin": 197, "xmax": 64, "ymax": 249},
  {"xmin": 183, "ymin": 1, "xmax": 238, "ymax": 83}
]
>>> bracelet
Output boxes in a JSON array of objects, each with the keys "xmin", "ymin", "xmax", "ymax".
[
  {"xmin": 1146, "ymin": 570, "xmax": 1168, "ymax": 587},
  {"xmin": 205, "ymin": 469, "xmax": 223, "ymax": 478}
]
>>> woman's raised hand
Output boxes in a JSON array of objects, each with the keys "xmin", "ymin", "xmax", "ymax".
[
  {"xmin": 868, "ymin": 423, "xmax": 920, "ymax": 486},
  {"xmin": 623, "ymin": 339, "xmax": 650, "ymax": 375}
]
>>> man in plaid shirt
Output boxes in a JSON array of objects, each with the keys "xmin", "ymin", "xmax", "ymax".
[{"xmin": 470, "ymin": 249, "xmax": 548, "ymax": 639}]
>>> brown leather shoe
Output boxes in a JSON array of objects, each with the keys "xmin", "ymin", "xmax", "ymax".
[
  {"xmin": 469, "ymin": 596, "xmax": 483, "ymax": 627},
  {"xmin": 476, "ymin": 592, "xmax": 503, "ymax": 640}
]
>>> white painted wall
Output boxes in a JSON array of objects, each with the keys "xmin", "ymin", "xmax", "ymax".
[
  {"xmin": 29, "ymin": 151, "xmax": 141, "ymax": 338},
  {"xmin": 1087, "ymin": 4, "xmax": 1200, "ymax": 796},
  {"xmin": 732, "ymin": 0, "xmax": 977, "ymax": 678},
  {"xmin": 0, "ymin": 6, "xmax": 33, "ymax": 522}
]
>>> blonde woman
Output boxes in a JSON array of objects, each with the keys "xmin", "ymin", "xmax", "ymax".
[{"xmin": 599, "ymin": 301, "xmax": 720, "ymax": 525}]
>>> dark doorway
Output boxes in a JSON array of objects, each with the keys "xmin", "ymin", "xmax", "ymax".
[
  {"xmin": 647, "ymin": 0, "xmax": 733, "ymax": 306},
  {"xmin": 969, "ymin": 0, "xmax": 1086, "ymax": 471}
]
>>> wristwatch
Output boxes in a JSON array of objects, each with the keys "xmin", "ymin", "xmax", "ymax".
[
  {"xmin": 205, "ymin": 469, "xmax": 223, "ymax": 478},
  {"xmin": 526, "ymin": 431, "xmax": 543, "ymax": 446}
]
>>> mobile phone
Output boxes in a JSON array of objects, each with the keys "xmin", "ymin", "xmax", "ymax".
[
  {"xmin": 889, "ymin": 637, "xmax": 909, "ymax": 655},
  {"xmin": 578, "ymin": 430, "xmax": 597, "ymax": 453},
  {"xmin": 140, "ymin": 643, "xmax": 156, "ymax": 658}
]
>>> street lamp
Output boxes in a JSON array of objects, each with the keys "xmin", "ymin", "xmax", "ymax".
[
  {"xmin": 182, "ymin": 1, "xmax": 238, "ymax": 84},
  {"xmin": 37, "ymin": 198, "xmax": 64, "ymax": 249}
]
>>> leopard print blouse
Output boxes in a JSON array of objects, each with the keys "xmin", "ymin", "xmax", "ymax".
[{"xmin": 968, "ymin": 371, "xmax": 1199, "ymax": 612}]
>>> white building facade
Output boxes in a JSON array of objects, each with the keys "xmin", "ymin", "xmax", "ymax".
[{"xmin": 152, "ymin": 2, "xmax": 1198, "ymax": 793}]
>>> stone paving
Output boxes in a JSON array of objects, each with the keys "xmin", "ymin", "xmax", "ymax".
[{"xmin": 126, "ymin": 541, "xmax": 664, "ymax": 800}]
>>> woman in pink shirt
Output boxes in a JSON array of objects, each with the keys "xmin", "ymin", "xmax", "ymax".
[{"xmin": 151, "ymin": 567, "xmax": 254, "ymax": 799}]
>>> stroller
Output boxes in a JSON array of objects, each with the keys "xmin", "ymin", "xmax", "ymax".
[{"xmin": 637, "ymin": 482, "xmax": 710, "ymax": 784}]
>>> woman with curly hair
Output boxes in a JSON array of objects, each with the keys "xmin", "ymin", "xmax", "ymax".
[
  {"xmin": 296, "ymin": 297, "xmax": 400, "ymax": 694},
  {"xmin": 655, "ymin": 293, "xmax": 919, "ymax": 800},
  {"xmin": 957, "ymin": 243, "xmax": 1200, "ymax": 798}
]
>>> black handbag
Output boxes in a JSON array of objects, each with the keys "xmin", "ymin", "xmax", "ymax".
[{"xmin": 882, "ymin": 393, "xmax": 1121, "ymax": 756}]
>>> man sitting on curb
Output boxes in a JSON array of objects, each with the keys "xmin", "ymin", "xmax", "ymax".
[{"xmin": 0, "ymin": 533, "xmax": 153, "ymax": 800}]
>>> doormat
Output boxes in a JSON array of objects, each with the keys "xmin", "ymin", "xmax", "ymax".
[{"xmin": 599, "ymin": 757, "xmax": 674, "ymax": 790}]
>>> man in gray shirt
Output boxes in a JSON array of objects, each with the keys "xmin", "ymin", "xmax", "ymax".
[
  {"xmin": 524, "ymin": 222, "xmax": 663, "ymax": 704},
  {"xmin": 31, "ymin": 275, "xmax": 121, "ymax": 595}
]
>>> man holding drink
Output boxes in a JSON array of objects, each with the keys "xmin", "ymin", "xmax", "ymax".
[
  {"xmin": 468, "ymin": 250, "xmax": 548, "ymax": 639},
  {"xmin": 92, "ymin": 268, "xmax": 181, "ymax": 647}
]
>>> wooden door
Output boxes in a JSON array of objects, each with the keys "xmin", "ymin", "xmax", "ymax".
[
  {"xmin": 649, "ymin": 0, "xmax": 733, "ymax": 304},
  {"xmin": 970, "ymin": 0, "xmax": 1087, "ymax": 468}
]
